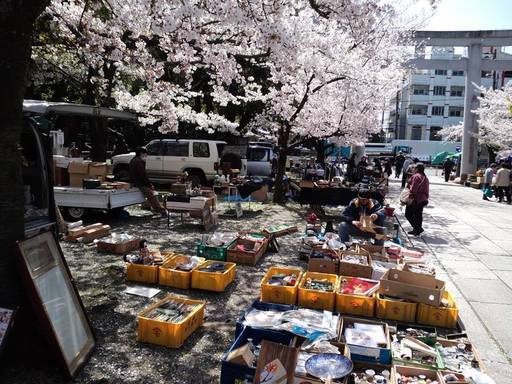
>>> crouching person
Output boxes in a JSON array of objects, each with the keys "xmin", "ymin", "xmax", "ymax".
[{"xmin": 339, "ymin": 189, "xmax": 386, "ymax": 245}]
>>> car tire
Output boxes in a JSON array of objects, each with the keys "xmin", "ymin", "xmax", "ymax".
[{"xmin": 65, "ymin": 207, "xmax": 86, "ymax": 220}]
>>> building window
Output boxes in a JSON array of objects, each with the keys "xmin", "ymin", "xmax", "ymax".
[
  {"xmin": 433, "ymin": 86, "xmax": 446, "ymax": 96},
  {"xmin": 411, "ymin": 126, "xmax": 422, "ymax": 140},
  {"xmin": 451, "ymin": 87, "xmax": 464, "ymax": 97},
  {"xmin": 435, "ymin": 69, "xmax": 447, "ymax": 76},
  {"xmin": 430, "ymin": 126, "xmax": 442, "ymax": 141},
  {"xmin": 413, "ymin": 87, "xmax": 427, "ymax": 95},
  {"xmin": 449, "ymin": 107, "xmax": 464, "ymax": 117},
  {"xmin": 431, "ymin": 106, "xmax": 444, "ymax": 116},
  {"xmin": 452, "ymin": 70, "xmax": 464, "ymax": 76},
  {"xmin": 410, "ymin": 105, "xmax": 427, "ymax": 115},
  {"xmin": 481, "ymin": 70, "xmax": 492, "ymax": 78}
]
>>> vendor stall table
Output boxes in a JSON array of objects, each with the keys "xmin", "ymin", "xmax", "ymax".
[{"xmin": 165, "ymin": 195, "xmax": 217, "ymax": 231}]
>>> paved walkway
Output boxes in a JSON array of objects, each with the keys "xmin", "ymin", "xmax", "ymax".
[{"xmin": 390, "ymin": 170, "xmax": 512, "ymax": 382}]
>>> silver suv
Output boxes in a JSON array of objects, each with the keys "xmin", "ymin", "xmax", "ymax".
[{"xmin": 112, "ymin": 139, "xmax": 247, "ymax": 186}]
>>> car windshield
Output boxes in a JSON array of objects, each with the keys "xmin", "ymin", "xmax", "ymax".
[{"xmin": 247, "ymin": 147, "xmax": 268, "ymax": 161}]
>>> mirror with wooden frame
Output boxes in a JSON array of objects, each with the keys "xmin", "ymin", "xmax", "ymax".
[{"xmin": 15, "ymin": 231, "xmax": 95, "ymax": 378}]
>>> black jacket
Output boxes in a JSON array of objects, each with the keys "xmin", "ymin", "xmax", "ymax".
[{"xmin": 129, "ymin": 156, "xmax": 152, "ymax": 188}]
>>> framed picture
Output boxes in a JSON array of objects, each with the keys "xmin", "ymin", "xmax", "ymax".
[
  {"xmin": 0, "ymin": 305, "xmax": 17, "ymax": 355},
  {"xmin": 15, "ymin": 231, "xmax": 95, "ymax": 378}
]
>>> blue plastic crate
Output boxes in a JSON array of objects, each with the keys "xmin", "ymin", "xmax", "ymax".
[
  {"xmin": 220, "ymin": 326, "xmax": 295, "ymax": 384},
  {"xmin": 235, "ymin": 299, "xmax": 297, "ymax": 338}
]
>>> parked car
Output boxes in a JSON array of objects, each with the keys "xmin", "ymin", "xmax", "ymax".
[
  {"xmin": 112, "ymin": 139, "xmax": 247, "ymax": 186},
  {"xmin": 247, "ymin": 145, "xmax": 275, "ymax": 177}
]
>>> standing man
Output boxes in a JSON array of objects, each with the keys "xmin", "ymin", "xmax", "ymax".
[
  {"xmin": 395, "ymin": 152, "xmax": 405, "ymax": 179},
  {"xmin": 442, "ymin": 157, "xmax": 455, "ymax": 182},
  {"xmin": 129, "ymin": 147, "xmax": 167, "ymax": 215},
  {"xmin": 483, "ymin": 163, "xmax": 497, "ymax": 201},
  {"xmin": 495, "ymin": 163, "xmax": 511, "ymax": 204}
]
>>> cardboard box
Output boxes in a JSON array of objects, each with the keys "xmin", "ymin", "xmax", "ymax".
[
  {"xmin": 68, "ymin": 161, "xmax": 90, "ymax": 174},
  {"xmin": 66, "ymin": 223, "xmax": 103, "ymax": 241},
  {"xmin": 339, "ymin": 252, "xmax": 372, "ymax": 278},
  {"xmin": 379, "ymin": 269, "xmax": 445, "ymax": 306},
  {"xmin": 340, "ymin": 316, "xmax": 391, "ymax": 365},
  {"xmin": 308, "ymin": 254, "xmax": 339, "ymax": 275},
  {"xmin": 69, "ymin": 173, "xmax": 86, "ymax": 187},
  {"xmin": 88, "ymin": 162, "xmax": 108, "ymax": 178},
  {"xmin": 225, "ymin": 343, "xmax": 255, "ymax": 367},
  {"xmin": 393, "ymin": 365, "xmax": 442, "ymax": 383}
]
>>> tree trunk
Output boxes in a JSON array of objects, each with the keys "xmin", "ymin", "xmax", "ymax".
[
  {"xmin": 0, "ymin": 0, "xmax": 49, "ymax": 304},
  {"xmin": 273, "ymin": 127, "xmax": 290, "ymax": 203}
]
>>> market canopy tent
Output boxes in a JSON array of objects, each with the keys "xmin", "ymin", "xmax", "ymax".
[{"xmin": 431, "ymin": 151, "xmax": 456, "ymax": 166}]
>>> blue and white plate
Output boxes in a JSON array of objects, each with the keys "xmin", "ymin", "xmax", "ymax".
[{"xmin": 305, "ymin": 353, "xmax": 353, "ymax": 380}]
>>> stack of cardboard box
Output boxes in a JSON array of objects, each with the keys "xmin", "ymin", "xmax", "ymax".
[{"xmin": 68, "ymin": 160, "xmax": 110, "ymax": 187}]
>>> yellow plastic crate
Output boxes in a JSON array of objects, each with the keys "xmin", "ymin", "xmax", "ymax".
[
  {"xmin": 298, "ymin": 272, "xmax": 338, "ymax": 311},
  {"xmin": 137, "ymin": 295, "xmax": 205, "ymax": 348},
  {"xmin": 417, "ymin": 291, "xmax": 459, "ymax": 329},
  {"xmin": 335, "ymin": 276, "xmax": 376, "ymax": 317},
  {"xmin": 159, "ymin": 255, "xmax": 206, "ymax": 289},
  {"xmin": 260, "ymin": 267, "xmax": 303, "ymax": 305},
  {"xmin": 191, "ymin": 260, "xmax": 236, "ymax": 292},
  {"xmin": 126, "ymin": 251, "xmax": 170, "ymax": 284},
  {"xmin": 376, "ymin": 293, "xmax": 417, "ymax": 322}
]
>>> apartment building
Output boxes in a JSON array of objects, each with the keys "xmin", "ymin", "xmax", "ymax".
[{"xmin": 385, "ymin": 46, "xmax": 512, "ymax": 141}]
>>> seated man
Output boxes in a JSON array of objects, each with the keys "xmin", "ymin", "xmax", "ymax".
[
  {"xmin": 129, "ymin": 147, "xmax": 167, "ymax": 216},
  {"xmin": 339, "ymin": 189, "xmax": 385, "ymax": 245}
]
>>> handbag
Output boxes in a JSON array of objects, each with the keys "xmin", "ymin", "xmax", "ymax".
[{"xmin": 399, "ymin": 187, "xmax": 411, "ymax": 205}]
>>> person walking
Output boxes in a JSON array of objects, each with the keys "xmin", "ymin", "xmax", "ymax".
[
  {"xmin": 346, "ymin": 153, "xmax": 357, "ymax": 182},
  {"xmin": 483, "ymin": 163, "xmax": 497, "ymax": 201},
  {"xmin": 129, "ymin": 147, "xmax": 168, "ymax": 215},
  {"xmin": 495, "ymin": 163, "xmax": 512, "ymax": 203},
  {"xmin": 405, "ymin": 162, "xmax": 429, "ymax": 236},
  {"xmin": 442, "ymin": 157, "xmax": 455, "ymax": 182},
  {"xmin": 395, "ymin": 152, "xmax": 405, "ymax": 178}
]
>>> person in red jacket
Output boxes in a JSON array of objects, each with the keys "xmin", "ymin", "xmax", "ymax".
[{"xmin": 405, "ymin": 162, "xmax": 429, "ymax": 236}]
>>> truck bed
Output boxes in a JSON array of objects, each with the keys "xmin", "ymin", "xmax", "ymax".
[{"xmin": 54, "ymin": 187, "xmax": 145, "ymax": 209}]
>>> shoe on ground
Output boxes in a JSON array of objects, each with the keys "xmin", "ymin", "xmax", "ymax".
[
  {"xmin": 483, "ymin": 196, "xmax": 489, "ymax": 201},
  {"xmin": 407, "ymin": 230, "xmax": 416, "ymax": 235}
]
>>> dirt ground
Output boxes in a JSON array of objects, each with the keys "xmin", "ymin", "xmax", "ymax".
[{"xmin": 2, "ymin": 200, "xmax": 343, "ymax": 384}]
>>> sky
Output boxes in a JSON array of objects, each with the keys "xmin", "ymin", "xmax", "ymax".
[{"xmin": 423, "ymin": 0, "xmax": 512, "ymax": 31}]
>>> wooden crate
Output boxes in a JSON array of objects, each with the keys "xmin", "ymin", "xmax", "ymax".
[
  {"xmin": 159, "ymin": 255, "xmax": 205, "ymax": 289},
  {"xmin": 260, "ymin": 267, "xmax": 303, "ymax": 305},
  {"xmin": 191, "ymin": 260, "xmax": 236, "ymax": 292},
  {"xmin": 298, "ymin": 272, "xmax": 338, "ymax": 311},
  {"xmin": 97, "ymin": 237, "xmax": 139, "ymax": 254},
  {"xmin": 137, "ymin": 295, "xmax": 205, "ymax": 348},
  {"xmin": 227, "ymin": 237, "xmax": 268, "ymax": 266}
]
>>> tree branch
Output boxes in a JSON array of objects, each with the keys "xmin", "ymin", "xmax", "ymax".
[
  {"xmin": 308, "ymin": 0, "xmax": 331, "ymax": 19},
  {"xmin": 290, "ymin": 74, "xmax": 315, "ymax": 122},
  {"xmin": 312, "ymin": 75, "xmax": 346, "ymax": 93}
]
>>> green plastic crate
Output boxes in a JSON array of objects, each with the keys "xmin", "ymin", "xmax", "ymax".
[{"xmin": 196, "ymin": 240, "xmax": 235, "ymax": 261}]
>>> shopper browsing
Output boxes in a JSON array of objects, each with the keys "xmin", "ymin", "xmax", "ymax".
[
  {"xmin": 405, "ymin": 162, "xmax": 429, "ymax": 236},
  {"xmin": 482, "ymin": 163, "xmax": 497, "ymax": 201},
  {"xmin": 495, "ymin": 163, "xmax": 511, "ymax": 204}
]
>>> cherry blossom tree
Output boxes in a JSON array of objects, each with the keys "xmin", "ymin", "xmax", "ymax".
[
  {"xmin": 440, "ymin": 82, "xmax": 512, "ymax": 148},
  {"xmin": 32, "ymin": 0, "xmax": 434, "ymax": 201}
]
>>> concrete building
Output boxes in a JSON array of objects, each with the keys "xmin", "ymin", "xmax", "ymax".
[{"xmin": 384, "ymin": 46, "xmax": 512, "ymax": 142}]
